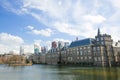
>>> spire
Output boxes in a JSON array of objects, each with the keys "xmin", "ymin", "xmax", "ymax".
[{"xmin": 97, "ymin": 28, "xmax": 100, "ymax": 36}]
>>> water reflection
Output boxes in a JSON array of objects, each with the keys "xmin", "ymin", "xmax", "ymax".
[
  {"xmin": 72, "ymin": 67, "xmax": 120, "ymax": 80},
  {"xmin": 0, "ymin": 64, "xmax": 120, "ymax": 80}
]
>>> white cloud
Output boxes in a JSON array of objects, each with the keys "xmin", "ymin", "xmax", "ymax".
[
  {"xmin": 30, "ymin": 13, "xmax": 46, "ymax": 24},
  {"xmin": 22, "ymin": 0, "xmax": 107, "ymax": 38},
  {"xmin": 0, "ymin": 0, "xmax": 106, "ymax": 38},
  {"xmin": 0, "ymin": 0, "xmax": 28, "ymax": 15},
  {"xmin": 15, "ymin": 40, "xmax": 41, "ymax": 54},
  {"xmin": 53, "ymin": 38, "xmax": 71, "ymax": 43},
  {"xmin": 1, "ymin": 0, "xmax": 120, "ymax": 42},
  {"xmin": 110, "ymin": 0, "xmax": 120, "ymax": 8},
  {"xmin": 83, "ymin": 15, "xmax": 106, "ymax": 23},
  {"xmin": 45, "ymin": 41, "xmax": 51, "ymax": 50},
  {"xmin": 54, "ymin": 22, "xmax": 97, "ymax": 38},
  {"xmin": 72, "ymin": 0, "xmax": 86, "ymax": 22},
  {"xmin": 34, "ymin": 39, "xmax": 41, "ymax": 45},
  {"xmin": 27, "ymin": 25, "xmax": 34, "ymax": 30},
  {"xmin": 23, "ymin": 44, "xmax": 34, "ymax": 53},
  {"xmin": 108, "ymin": 10, "xmax": 120, "ymax": 25},
  {"xmin": 0, "ymin": 32, "xmax": 54, "ymax": 54},
  {"xmin": 54, "ymin": 22, "xmax": 80, "ymax": 36},
  {"xmin": 101, "ymin": 26, "xmax": 120, "ymax": 41},
  {"xmin": 27, "ymin": 25, "xmax": 53, "ymax": 37},
  {"xmin": 32, "ymin": 28, "xmax": 52, "ymax": 37},
  {"xmin": 79, "ymin": 22, "xmax": 97, "ymax": 38},
  {"xmin": 0, "ymin": 33, "xmax": 24, "ymax": 45},
  {"xmin": 0, "ymin": 33, "xmax": 24, "ymax": 54}
]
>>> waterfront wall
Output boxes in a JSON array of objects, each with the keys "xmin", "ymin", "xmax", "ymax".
[{"xmin": 0, "ymin": 54, "xmax": 27, "ymax": 64}]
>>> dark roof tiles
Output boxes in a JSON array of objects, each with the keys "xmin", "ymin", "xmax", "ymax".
[{"xmin": 69, "ymin": 38, "xmax": 94, "ymax": 48}]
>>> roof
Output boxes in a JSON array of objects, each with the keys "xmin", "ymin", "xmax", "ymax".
[{"xmin": 69, "ymin": 38, "xmax": 94, "ymax": 48}]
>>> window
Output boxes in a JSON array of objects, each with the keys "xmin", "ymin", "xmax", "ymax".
[
  {"xmin": 97, "ymin": 38, "xmax": 99, "ymax": 41},
  {"xmin": 88, "ymin": 46, "xmax": 90, "ymax": 49},
  {"xmin": 98, "ymin": 51, "xmax": 101, "ymax": 55},
  {"xmin": 77, "ymin": 57, "xmax": 79, "ymax": 59},
  {"xmin": 98, "ymin": 57, "xmax": 101, "ymax": 61},
  {"xmin": 67, "ymin": 49, "xmax": 69, "ymax": 51},
  {"xmin": 88, "ymin": 52, "xmax": 91, "ymax": 55},
  {"xmin": 68, "ymin": 57, "xmax": 73, "ymax": 61},
  {"xmin": 89, "ymin": 56, "xmax": 92, "ymax": 60},
  {"xmin": 101, "ymin": 42, "xmax": 104, "ymax": 45},
  {"xmin": 94, "ymin": 57, "xmax": 97, "ymax": 61},
  {"xmin": 101, "ymin": 37, "xmax": 104, "ymax": 40},
  {"xmin": 80, "ymin": 47, "xmax": 82, "ymax": 50},
  {"xmin": 97, "ymin": 42, "xmax": 100, "ymax": 44},
  {"xmin": 80, "ymin": 51, "xmax": 83, "ymax": 55},
  {"xmin": 77, "ymin": 48, "xmax": 78, "ymax": 50},
  {"xmin": 81, "ymin": 57, "xmax": 83, "ymax": 60},
  {"xmin": 84, "ymin": 50, "xmax": 86, "ymax": 52},
  {"xmin": 84, "ymin": 56, "xmax": 87, "ymax": 60},
  {"xmin": 93, "ymin": 47, "xmax": 96, "ymax": 51},
  {"xmin": 84, "ymin": 47, "xmax": 86, "ymax": 49},
  {"xmin": 88, "ymin": 50, "xmax": 91, "ymax": 53},
  {"xmin": 77, "ymin": 51, "xmax": 79, "ymax": 55},
  {"xmin": 97, "ymin": 46, "xmax": 100, "ymax": 50}
]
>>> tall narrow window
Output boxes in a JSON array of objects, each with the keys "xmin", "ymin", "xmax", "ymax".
[{"xmin": 80, "ymin": 51, "xmax": 83, "ymax": 55}]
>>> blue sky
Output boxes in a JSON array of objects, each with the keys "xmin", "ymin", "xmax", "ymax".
[{"xmin": 0, "ymin": 0, "xmax": 120, "ymax": 54}]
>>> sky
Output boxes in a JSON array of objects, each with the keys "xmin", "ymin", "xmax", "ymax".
[{"xmin": 0, "ymin": 0, "xmax": 120, "ymax": 54}]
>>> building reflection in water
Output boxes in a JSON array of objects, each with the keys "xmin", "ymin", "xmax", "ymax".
[
  {"xmin": 71, "ymin": 67, "xmax": 120, "ymax": 80},
  {"xmin": 0, "ymin": 65, "xmax": 120, "ymax": 80}
]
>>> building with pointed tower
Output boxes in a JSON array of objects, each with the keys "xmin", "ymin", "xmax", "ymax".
[
  {"xmin": 42, "ymin": 28, "xmax": 120, "ymax": 67},
  {"xmin": 93, "ymin": 28, "xmax": 115, "ymax": 67}
]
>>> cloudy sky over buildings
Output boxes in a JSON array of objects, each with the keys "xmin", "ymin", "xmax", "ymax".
[{"xmin": 0, "ymin": 0, "xmax": 120, "ymax": 54}]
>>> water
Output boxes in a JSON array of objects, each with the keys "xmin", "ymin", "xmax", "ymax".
[{"xmin": 0, "ymin": 64, "xmax": 120, "ymax": 80}]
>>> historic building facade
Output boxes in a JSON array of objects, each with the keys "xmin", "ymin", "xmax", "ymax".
[{"xmin": 34, "ymin": 28, "xmax": 120, "ymax": 67}]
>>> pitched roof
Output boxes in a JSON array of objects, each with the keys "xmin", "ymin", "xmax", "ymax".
[{"xmin": 69, "ymin": 38, "xmax": 94, "ymax": 48}]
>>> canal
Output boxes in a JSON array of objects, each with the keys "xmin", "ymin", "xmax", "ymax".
[{"xmin": 0, "ymin": 64, "xmax": 120, "ymax": 80}]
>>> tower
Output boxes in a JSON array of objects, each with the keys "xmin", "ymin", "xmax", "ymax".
[
  {"xmin": 20, "ymin": 46, "xmax": 24, "ymax": 55},
  {"xmin": 97, "ymin": 28, "xmax": 100, "ymax": 36},
  {"xmin": 95, "ymin": 28, "xmax": 101, "ymax": 45},
  {"xmin": 52, "ymin": 41, "xmax": 57, "ymax": 49},
  {"xmin": 58, "ymin": 41, "xmax": 64, "ymax": 49},
  {"xmin": 95, "ymin": 28, "xmax": 114, "ymax": 67},
  {"xmin": 95, "ymin": 28, "xmax": 113, "ymax": 46},
  {"xmin": 34, "ymin": 44, "xmax": 39, "ymax": 54}
]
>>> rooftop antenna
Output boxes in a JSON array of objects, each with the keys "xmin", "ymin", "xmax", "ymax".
[{"xmin": 76, "ymin": 37, "xmax": 78, "ymax": 41}]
